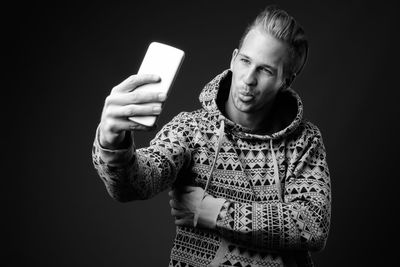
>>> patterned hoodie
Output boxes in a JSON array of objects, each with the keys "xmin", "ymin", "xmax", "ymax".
[{"xmin": 92, "ymin": 70, "xmax": 331, "ymax": 267}]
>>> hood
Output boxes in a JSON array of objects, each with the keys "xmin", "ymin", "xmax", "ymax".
[{"xmin": 199, "ymin": 69, "xmax": 304, "ymax": 140}]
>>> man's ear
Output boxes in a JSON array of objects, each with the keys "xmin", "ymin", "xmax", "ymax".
[{"xmin": 230, "ymin": 49, "xmax": 238, "ymax": 70}]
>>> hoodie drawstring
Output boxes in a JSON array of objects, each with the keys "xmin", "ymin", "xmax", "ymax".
[
  {"xmin": 204, "ymin": 119, "xmax": 225, "ymax": 194},
  {"xmin": 270, "ymin": 138, "xmax": 282, "ymax": 201},
  {"xmin": 202, "ymin": 120, "xmax": 282, "ymax": 200},
  {"xmin": 202, "ymin": 121, "xmax": 282, "ymax": 201},
  {"xmin": 193, "ymin": 120, "xmax": 225, "ymax": 227},
  {"xmin": 195, "ymin": 121, "xmax": 282, "ymax": 226}
]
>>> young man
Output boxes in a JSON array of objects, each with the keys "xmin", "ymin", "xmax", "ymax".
[{"xmin": 93, "ymin": 6, "xmax": 331, "ymax": 267}]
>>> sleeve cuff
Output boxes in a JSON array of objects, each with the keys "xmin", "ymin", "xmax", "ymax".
[{"xmin": 94, "ymin": 126, "xmax": 135, "ymax": 166}]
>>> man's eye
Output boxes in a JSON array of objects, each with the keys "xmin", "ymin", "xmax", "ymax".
[
  {"xmin": 240, "ymin": 58, "xmax": 250, "ymax": 64},
  {"xmin": 261, "ymin": 68, "xmax": 273, "ymax": 75}
]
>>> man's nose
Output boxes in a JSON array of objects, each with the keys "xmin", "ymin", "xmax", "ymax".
[{"xmin": 243, "ymin": 67, "xmax": 257, "ymax": 86}]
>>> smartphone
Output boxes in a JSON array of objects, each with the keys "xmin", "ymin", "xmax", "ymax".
[{"xmin": 128, "ymin": 42, "xmax": 185, "ymax": 127}]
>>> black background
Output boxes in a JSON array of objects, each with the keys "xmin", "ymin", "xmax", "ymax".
[{"xmin": 9, "ymin": 0, "xmax": 399, "ymax": 266}]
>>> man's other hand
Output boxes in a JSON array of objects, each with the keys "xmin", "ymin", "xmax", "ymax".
[
  {"xmin": 169, "ymin": 186, "xmax": 204, "ymax": 228},
  {"xmin": 169, "ymin": 186, "xmax": 226, "ymax": 229}
]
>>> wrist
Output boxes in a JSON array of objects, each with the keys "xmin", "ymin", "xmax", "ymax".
[
  {"xmin": 197, "ymin": 195, "xmax": 226, "ymax": 229},
  {"xmin": 99, "ymin": 129, "xmax": 129, "ymax": 150}
]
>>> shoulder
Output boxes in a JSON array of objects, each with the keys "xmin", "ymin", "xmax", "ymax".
[
  {"xmin": 282, "ymin": 121, "xmax": 328, "ymax": 168},
  {"xmin": 287, "ymin": 120, "xmax": 325, "ymax": 146},
  {"xmin": 299, "ymin": 120, "xmax": 323, "ymax": 138}
]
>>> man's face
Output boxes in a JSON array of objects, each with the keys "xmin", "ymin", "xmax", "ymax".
[{"xmin": 228, "ymin": 27, "xmax": 288, "ymax": 116}]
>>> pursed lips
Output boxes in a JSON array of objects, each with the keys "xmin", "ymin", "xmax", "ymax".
[{"xmin": 238, "ymin": 87, "xmax": 255, "ymax": 102}]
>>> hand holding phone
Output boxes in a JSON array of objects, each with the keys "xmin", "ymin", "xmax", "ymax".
[{"xmin": 129, "ymin": 42, "xmax": 185, "ymax": 127}]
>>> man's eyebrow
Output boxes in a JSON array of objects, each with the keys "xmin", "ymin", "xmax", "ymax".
[{"xmin": 238, "ymin": 52, "xmax": 278, "ymax": 72}]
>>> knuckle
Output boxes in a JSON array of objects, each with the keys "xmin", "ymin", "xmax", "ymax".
[
  {"xmin": 105, "ymin": 118, "xmax": 116, "ymax": 131},
  {"xmin": 130, "ymin": 91, "xmax": 140, "ymax": 102},
  {"xmin": 101, "ymin": 119, "xmax": 115, "ymax": 133},
  {"xmin": 104, "ymin": 95, "xmax": 112, "ymax": 105},
  {"xmin": 130, "ymin": 74, "xmax": 142, "ymax": 85},
  {"xmin": 111, "ymin": 86, "xmax": 118, "ymax": 93},
  {"xmin": 101, "ymin": 107, "xmax": 110, "ymax": 120},
  {"xmin": 111, "ymin": 83, "xmax": 123, "ymax": 93},
  {"xmin": 103, "ymin": 104, "xmax": 117, "ymax": 118},
  {"xmin": 125, "ymin": 106, "xmax": 135, "ymax": 117}
]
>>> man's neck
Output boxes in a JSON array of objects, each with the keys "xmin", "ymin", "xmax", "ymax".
[{"xmin": 224, "ymin": 99, "xmax": 277, "ymax": 134}]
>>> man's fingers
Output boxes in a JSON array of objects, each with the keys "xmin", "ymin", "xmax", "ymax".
[
  {"xmin": 128, "ymin": 89, "xmax": 167, "ymax": 104},
  {"xmin": 171, "ymin": 208, "xmax": 196, "ymax": 226},
  {"xmin": 174, "ymin": 218, "xmax": 187, "ymax": 226},
  {"xmin": 169, "ymin": 199, "xmax": 184, "ymax": 210},
  {"xmin": 171, "ymin": 208, "xmax": 184, "ymax": 217},
  {"xmin": 112, "ymin": 74, "xmax": 161, "ymax": 93},
  {"xmin": 102, "ymin": 103, "xmax": 161, "ymax": 132},
  {"xmin": 108, "ymin": 103, "xmax": 162, "ymax": 118},
  {"xmin": 169, "ymin": 189, "xmax": 179, "ymax": 199},
  {"xmin": 100, "ymin": 117, "xmax": 157, "ymax": 134},
  {"xmin": 181, "ymin": 186, "xmax": 201, "ymax": 192},
  {"xmin": 175, "ymin": 217, "xmax": 196, "ymax": 227},
  {"xmin": 173, "ymin": 186, "xmax": 202, "ymax": 196},
  {"xmin": 106, "ymin": 90, "xmax": 166, "ymax": 106},
  {"xmin": 169, "ymin": 199, "xmax": 175, "ymax": 208}
]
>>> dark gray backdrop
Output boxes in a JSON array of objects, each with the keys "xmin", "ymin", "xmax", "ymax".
[{"xmin": 9, "ymin": 0, "xmax": 399, "ymax": 266}]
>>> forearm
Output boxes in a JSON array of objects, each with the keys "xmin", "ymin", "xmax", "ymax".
[
  {"xmin": 92, "ymin": 115, "xmax": 192, "ymax": 201},
  {"xmin": 92, "ymin": 127, "xmax": 143, "ymax": 201},
  {"xmin": 215, "ymin": 198, "xmax": 330, "ymax": 251},
  {"xmin": 196, "ymin": 189, "xmax": 329, "ymax": 251}
]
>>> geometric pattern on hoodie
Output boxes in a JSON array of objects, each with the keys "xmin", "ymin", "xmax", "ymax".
[{"xmin": 92, "ymin": 70, "xmax": 331, "ymax": 267}]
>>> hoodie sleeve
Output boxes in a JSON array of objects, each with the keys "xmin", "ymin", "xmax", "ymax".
[
  {"xmin": 92, "ymin": 112, "xmax": 192, "ymax": 202},
  {"xmin": 215, "ymin": 125, "xmax": 331, "ymax": 252}
]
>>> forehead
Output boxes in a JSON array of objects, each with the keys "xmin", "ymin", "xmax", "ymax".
[{"xmin": 240, "ymin": 28, "xmax": 288, "ymax": 67}]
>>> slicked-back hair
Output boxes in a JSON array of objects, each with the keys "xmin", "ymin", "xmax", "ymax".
[{"xmin": 239, "ymin": 6, "xmax": 308, "ymax": 80}]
